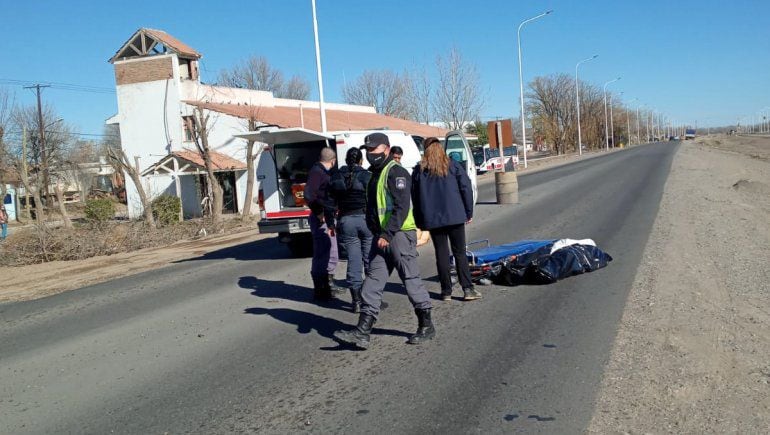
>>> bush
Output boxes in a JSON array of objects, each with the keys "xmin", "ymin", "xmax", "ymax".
[
  {"xmin": 151, "ymin": 195, "xmax": 181, "ymax": 226},
  {"xmin": 84, "ymin": 198, "xmax": 115, "ymax": 222}
]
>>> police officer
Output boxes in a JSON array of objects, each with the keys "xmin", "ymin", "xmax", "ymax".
[
  {"xmin": 333, "ymin": 133, "xmax": 435, "ymax": 349},
  {"xmin": 304, "ymin": 147, "xmax": 343, "ymax": 301},
  {"xmin": 328, "ymin": 147, "xmax": 373, "ymax": 313}
]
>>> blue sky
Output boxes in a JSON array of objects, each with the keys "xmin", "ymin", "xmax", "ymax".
[{"xmin": 1, "ymin": 0, "xmax": 768, "ymax": 137}]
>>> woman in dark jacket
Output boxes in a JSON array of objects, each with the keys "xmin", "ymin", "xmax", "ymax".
[
  {"xmin": 329, "ymin": 147, "xmax": 373, "ymax": 313},
  {"xmin": 412, "ymin": 137, "xmax": 480, "ymax": 301}
]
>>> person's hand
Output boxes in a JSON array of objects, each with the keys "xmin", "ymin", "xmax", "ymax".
[
  {"xmin": 466, "ymin": 218, "xmax": 473, "ymax": 224},
  {"xmin": 377, "ymin": 237, "xmax": 390, "ymax": 249},
  {"xmin": 328, "ymin": 227, "xmax": 336, "ymax": 237}
]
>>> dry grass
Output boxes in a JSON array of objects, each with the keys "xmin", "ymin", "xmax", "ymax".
[{"xmin": 0, "ymin": 216, "xmax": 255, "ymax": 267}]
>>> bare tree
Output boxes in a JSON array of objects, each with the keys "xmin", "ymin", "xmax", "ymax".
[
  {"xmin": 107, "ymin": 145, "xmax": 156, "ymax": 228},
  {"xmin": 341, "ymin": 69, "xmax": 411, "ymax": 118},
  {"xmin": 527, "ymin": 74, "xmax": 576, "ymax": 155},
  {"xmin": 52, "ymin": 180, "xmax": 72, "ymax": 228},
  {"xmin": 433, "ymin": 47, "xmax": 484, "ymax": 131},
  {"xmin": 218, "ymin": 55, "xmax": 311, "ymax": 99},
  {"xmin": 186, "ymin": 106, "xmax": 224, "ymax": 224},
  {"xmin": 0, "ymin": 88, "xmax": 13, "ymax": 203},
  {"xmin": 63, "ymin": 139, "xmax": 101, "ymax": 202},
  {"xmin": 404, "ymin": 67, "xmax": 433, "ymax": 124},
  {"xmin": 218, "ymin": 55, "xmax": 284, "ymax": 93},
  {"xmin": 282, "ymin": 75, "xmax": 311, "ymax": 100},
  {"xmin": 239, "ymin": 106, "xmax": 266, "ymax": 219},
  {"xmin": 9, "ymin": 104, "xmax": 75, "ymax": 223}
]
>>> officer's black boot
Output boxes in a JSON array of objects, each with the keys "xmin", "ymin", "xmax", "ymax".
[
  {"xmin": 312, "ymin": 275, "xmax": 331, "ymax": 301},
  {"xmin": 349, "ymin": 287, "xmax": 362, "ymax": 313},
  {"xmin": 333, "ymin": 313, "xmax": 375, "ymax": 349},
  {"xmin": 407, "ymin": 308, "xmax": 436, "ymax": 345},
  {"xmin": 328, "ymin": 274, "xmax": 346, "ymax": 295}
]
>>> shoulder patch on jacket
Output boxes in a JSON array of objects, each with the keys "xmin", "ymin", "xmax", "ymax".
[{"xmin": 395, "ymin": 177, "xmax": 406, "ymax": 190}]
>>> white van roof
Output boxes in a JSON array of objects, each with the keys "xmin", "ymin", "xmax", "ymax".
[
  {"xmin": 235, "ymin": 128, "xmax": 333, "ymax": 145},
  {"xmin": 329, "ymin": 130, "xmax": 410, "ymax": 137}
]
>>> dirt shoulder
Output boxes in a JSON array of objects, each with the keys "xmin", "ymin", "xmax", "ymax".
[
  {"xmin": 0, "ymin": 228, "xmax": 270, "ymax": 304},
  {"xmin": 588, "ymin": 135, "xmax": 770, "ymax": 432}
]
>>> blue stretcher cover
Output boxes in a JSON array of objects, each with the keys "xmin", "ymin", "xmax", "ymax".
[
  {"xmin": 468, "ymin": 239, "xmax": 555, "ymax": 265},
  {"xmin": 461, "ymin": 239, "xmax": 613, "ymax": 285}
]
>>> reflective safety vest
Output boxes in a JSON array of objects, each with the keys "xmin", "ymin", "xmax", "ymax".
[{"xmin": 376, "ymin": 160, "xmax": 416, "ymax": 231}]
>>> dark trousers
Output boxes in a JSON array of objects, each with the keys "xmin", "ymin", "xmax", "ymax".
[
  {"xmin": 309, "ymin": 213, "xmax": 338, "ymax": 278},
  {"xmin": 429, "ymin": 223, "xmax": 473, "ymax": 292},
  {"xmin": 338, "ymin": 214, "xmax": 373, "ymax": 291}
]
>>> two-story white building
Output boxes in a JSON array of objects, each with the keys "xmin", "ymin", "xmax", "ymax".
[{"xmin": 108, "ymin": 28, "xmax": 446, "ymax": 219}]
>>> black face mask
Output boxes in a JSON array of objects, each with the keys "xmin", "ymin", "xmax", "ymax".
[{"xmin": 366, "ymin": 151, "xmax": 387, "ymax": 168}]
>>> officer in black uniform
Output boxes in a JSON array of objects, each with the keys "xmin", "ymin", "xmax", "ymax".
[{"xmin": 333, "ymin": 133, "xmax": 435, "ymax": 349}]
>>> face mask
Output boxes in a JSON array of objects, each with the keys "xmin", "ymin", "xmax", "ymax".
[{"xmin": 366, "ymin": 151, "xmax": 387, "ymax": 168}]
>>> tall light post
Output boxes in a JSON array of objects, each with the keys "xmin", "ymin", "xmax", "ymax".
[
  {"xmin": 603, "ymin": 77, "xmax": 620, "ymax": 151},
  {"xmin": 626, "ymin": 97, "xmax": 637, "ymax": 145},
  {"xmin": 635, "ymin": 103, "xmax": 642, "ymax": 144},
  {"xmin": 517, "ymin": 9, "xmax": 553, "ymax": 168},
  {"xmin": 575, "ymin": 54, "xmax": 598, "ymax": 155},
  {"xmin": 646, "ymin": 109, "xmax": 651, "ymax": 142},
  {"xmin": 310, "ymin": 0, "xmax": 327, "ymax": 132},
  {"xmin": 609, "ymin": 92, "xmax": 620, "ymax": 148}
]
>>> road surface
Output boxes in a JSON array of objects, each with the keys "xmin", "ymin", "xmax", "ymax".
[{"xmin": 1, "ymin": 142, "xmax": 678, "ymax": 434}]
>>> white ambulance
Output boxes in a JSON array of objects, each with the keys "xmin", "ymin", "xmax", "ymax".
[{"xmin": 238, "ymin": 128, "xmax": 477, "ymax": 256}]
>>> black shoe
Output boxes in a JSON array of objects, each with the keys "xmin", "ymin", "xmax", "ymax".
[
  {"xmin": 312, "ymin": 275, "xmax": 332, "ymax": 301},
  {"xmin": 462, "ymin": 287, "xmax": 482, "ymax": 301},
  {"xmin": 333, "ymin": 313, "xmax": 375, "ymax": 349},
  {"xmin": 328, "ymin": 274, "xmax": 346, "ymax": 295},
  {"xmin": 407, "ymin": 308, "xmax": 435, "ymax": 345},
  {"xmin": 441, "ymin": 289, "xmax": 453, "ymax": 301},
  {"xmin": 349, "ymin": 287, "xmax": 362, "ymax": 313}
]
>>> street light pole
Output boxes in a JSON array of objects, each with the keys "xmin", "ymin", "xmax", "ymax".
[
  {"xmin": 626, "ymin": 98, "xmax": 637, "ymax": 146},
  {"xmin": 310, "ymin": 0, "xmax": 327, "ymax": 133},
  {"xmin": 603, "ymin": 77, "xmax": 620, "ymax": 151},
  {"xmin": 636, "ymin": 103, "xmax": 642, "ymax": 144},
  {"xmin": 609, "ymin": 92, "xmax": 617, "ymax": 148},
  {"xmin": 517, "ymin": 9, "xmax": 553, "ymax": 168},
  {"xmin": 575, "ymin": 54, "xmax": 598, "ymax": 156}
]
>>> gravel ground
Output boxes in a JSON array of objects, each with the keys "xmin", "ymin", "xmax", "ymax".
[{"xmin": 588, "ymin": 135, "xmax": 770, "ymax": 433}]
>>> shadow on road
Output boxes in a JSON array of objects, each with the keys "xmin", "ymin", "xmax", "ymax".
[
  {"xmin": 243, "ymin": 306, "xmax": 410, "ymax": 349},
  {"xmin": 174, "ymin": 237, "xmax": 294, "ymax": 263},
  {"xmin": 238, "ymin": 276, "xmax": 351, "ymax": 311}
]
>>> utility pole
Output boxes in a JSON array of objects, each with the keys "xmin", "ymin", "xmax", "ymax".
[
  {"xmin": 24, "ymin": 84, "xmax": 51, "ymax": 204},
  {"xmin": 22, "ymin": 127, "xmax": 31, "ymax": 219}
]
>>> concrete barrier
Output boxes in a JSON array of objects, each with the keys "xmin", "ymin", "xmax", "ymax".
[{"xmin": 495, "ymin": 171, "xmax": 519, "ymax": 204}]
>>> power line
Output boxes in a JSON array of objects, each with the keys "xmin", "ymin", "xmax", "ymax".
[
  {"xmin": 0, "ymin": 78, "xmax": 115, "ymax": 94},
  {"xmin": 4, "ymin": 129, "xmax": 118, "ymax": 138}
]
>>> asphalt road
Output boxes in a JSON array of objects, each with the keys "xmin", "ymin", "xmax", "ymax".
[{"xmin": 1, "ymin": 142, "xmax": 679, "ymax": 434}]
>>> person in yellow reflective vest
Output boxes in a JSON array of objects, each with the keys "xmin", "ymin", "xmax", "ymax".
[{"xmin": 333, "ymin": 133, "xmax": 435, "ymax": 349}]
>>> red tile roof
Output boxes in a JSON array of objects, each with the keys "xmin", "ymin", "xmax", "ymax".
[
  {"xmin": 173, "ymin": 149, "xmax": 246, "ymax": 171},
  {"xmin": 110, "ymin": 28, "xmax": 201, "ymax": 62},
  {"xmin": 143, "ymin": 29, "xmax": 201, "ymax": 59},
  {"xmin": 187, "ymin": 101, "xmax": 449, "ymax": 138}
]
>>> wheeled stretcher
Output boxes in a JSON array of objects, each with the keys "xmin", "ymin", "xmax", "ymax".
[
  {"xmin": 452, "ymin": 239, "xmax": 555, "ymax": 284},
  {"xmin": 451, "ymin": 238, "xmax": 613, "ymax": 286}
]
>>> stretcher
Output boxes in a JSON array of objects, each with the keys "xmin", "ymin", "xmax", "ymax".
[{"xmin": 452, "ymin": 239, "xmax": 555, "ymax": 285}]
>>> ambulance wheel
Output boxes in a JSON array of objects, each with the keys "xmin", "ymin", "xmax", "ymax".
[{"xmin": 287, "ymin": 234, "xmax": 313, "ymax": 258}]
